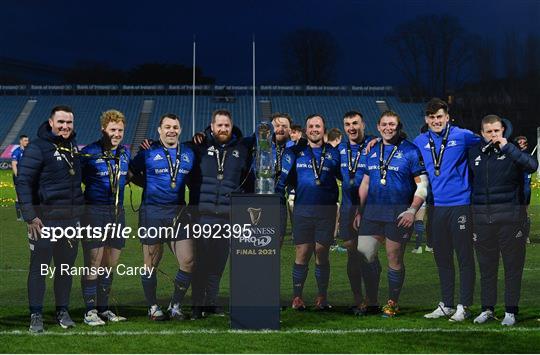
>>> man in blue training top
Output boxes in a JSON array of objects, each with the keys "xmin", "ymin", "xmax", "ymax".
[
  {"xmin": 79, "ymin": 110, "xmax": 130, "ymax": 326},
  {"xmin": 130, "ymin": 113, "xmax": 196, "ymax": 321},
  {"xmin": 277, "ymin": 114, "xmax": 341, "ymax": 311},
  {"xmin": 356, "ymin": 111, "xmax": 429, "ymax": 317},
  {"xmin": 336, "ymin": 111, "xmax": 380, "ymax": 315},
  {"xmin": 11, "ymin": 134, "xmax": 29, "ymax": 221},
  {"xmin": 414, "ymin": 98, "xmax": 480, "ymax": 322}
]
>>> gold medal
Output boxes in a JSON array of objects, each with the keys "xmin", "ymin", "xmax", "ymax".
[
  {"xmin": 217, "ymin": 173, "xmax": 224, "ymax": 180},
  {"xmin": 435, "ymin": 169, "xmax": 440, "ymax": 176},
  {"xmin": 68, "ymin": 168, "xmax": 75, "ymax": 176},
  {"xmin": 380, "ymin": 178, "xmax": 386, "ymax": 185},
  {"xmin": 349, "ymin": 178, "xmax": 355, "ymax": 186},
  {"xmin": 315, "ymin": 178, "xmax": 321, "ymax": 186},
  {"xmin": 170, "ymin": 182, "xmax": 176, "ymax": 189}
]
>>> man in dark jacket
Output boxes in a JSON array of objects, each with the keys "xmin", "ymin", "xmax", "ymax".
[
  {"xmin": 16, "ymin": 105, "xmax": 84, "ymax": 332},
  {"xmin": 468, "ymin": 115, "xmax": 538, "ymax": 326},
  {"xmin": 189, "ymin": 109, "xmax": 252, "ymax": 318}
]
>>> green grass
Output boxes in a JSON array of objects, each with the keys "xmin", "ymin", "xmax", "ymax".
[{"xmin": 1, "ymin": 170, "xmax": 540, "ymax": 353}]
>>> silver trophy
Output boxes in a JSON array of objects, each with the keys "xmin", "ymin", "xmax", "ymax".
[{"xmin": 255, "ymin": 120, "xmax": 275, "ymax": 194}]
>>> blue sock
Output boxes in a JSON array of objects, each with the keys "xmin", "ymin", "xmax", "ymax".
[
  {"xmin": 388, "ymin": 267, "xmax": 405, "ymax": 302},
  {"xmin": 315, "ymin": 264, "xmax": 330, "ymax": 298},
  {"xmin": 292, "ymin": 263, "xmax": 308, "ymax": 298},
  {"xmin": 141, "ymin": 272, "xmax": 157, "ymax": 306},
  {"xmin": 171, "ymin": 269, "xmax": 192, "ymax": 306},
  {"xmin": 97, "ymin": 274, "xmax": 113, "ymax": 313},
  {"xmin": 414, "ymin": 221, "xmax": 425, "ymax": 248},
  {"xmin": 82, "ymin": 278, "xmax": 98, "ymax": 312},
  {"xmin": 362, "ymin": 258, "xmax": 381, "ymax": 306}
]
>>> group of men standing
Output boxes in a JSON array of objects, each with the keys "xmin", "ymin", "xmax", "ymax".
[{"xmin": 13, "ymin": 97, "xmax": 537, "ymax": 333}]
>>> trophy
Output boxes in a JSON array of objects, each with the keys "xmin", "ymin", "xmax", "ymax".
[{"xmin": 255, "ymin": 120, "xmax": 275, "ymax": 194}]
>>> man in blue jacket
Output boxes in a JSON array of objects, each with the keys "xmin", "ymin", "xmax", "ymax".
[
  {"xmin": 469, "ymin": 115, "xmax": 538, "ymax": 326},
  {"xmin": 79, "ymin": 110, "xmax": 130, "ymax": 325},
  {"xmin": 130, "ymin": 113, "xmax": 196, "ymax": 321},
  {"xmin": 188, "ymin": 109, "xmax": 252, "ymax": 319},
  {"xmin": 414, "ymin": 98, "xmax": 480, "ymax": 322},
  {"xmin": 16, "ymin": 105, "xmax": 84, "ymax": 332},
  {"xmin": 277, "ymin": 114, "xmax": 341, "ymax": 311}
]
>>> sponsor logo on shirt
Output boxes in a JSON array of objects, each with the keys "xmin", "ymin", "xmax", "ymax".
[{"xmin": 153, "ymin": 154, "xmax": 163, "ymax": 161}]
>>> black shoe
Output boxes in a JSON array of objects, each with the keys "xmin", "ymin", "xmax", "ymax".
[
  {"xmin": 56, "ymin": 309, "xmax": 75, "ymax": 329},
  {"xmin": 191, "ymin": 306, "xmax": 205, "ymax": 320},
  {"xmin": 204, "ymin": 305, "xmax": 225, "ymax": 317}
]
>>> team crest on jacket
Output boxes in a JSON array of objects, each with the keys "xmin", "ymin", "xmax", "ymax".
[
  {"xmin": 394, "ymin": 151, "xmax": 403, "ymax": 159},
  {"xmin": 447, "ymin": 140, "xmax": 457, "ymax": 147},
  {"xmin": 182, "ymin": 154, "xmax": 190, "ymax": 163},
  {"xmin": 232, "ymin": 150, "xmax": 239, "ymax": 158}
]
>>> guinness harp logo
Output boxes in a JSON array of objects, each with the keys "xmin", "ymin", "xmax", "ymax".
[{"xmin": 247, "ymin": 207, "xmax": 263, "ymax": 226}]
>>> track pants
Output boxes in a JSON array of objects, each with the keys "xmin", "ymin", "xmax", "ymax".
[
  {"xmin": 431, "ymin": 205, "xmax": 475, "ymax": 307},
  {"xmin": 473, "ymin": 222, "xmax": 526, "ymax": 314}
]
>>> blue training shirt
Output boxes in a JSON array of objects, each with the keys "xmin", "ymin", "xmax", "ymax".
[
  {"xmin": 360, "ymin": 139, "xmax": 426, "ymax": 222},
  {"xmin": 81, "ymin": 141, "xmax": 130, "ymax": 205},
  {"xmin": 413, "ymin": 125, "xmax": 480, "ymax": 206},
  {"xmin": 129, "ymin": 142, "xmax": 195, "ymax": 209},
  {"xmin": 277, "ymin": 143, "xmax": 341, "ymax": 217},
  {"xmin": 11, "ymin": 146, "xmax": 24, "ymax": 164}
]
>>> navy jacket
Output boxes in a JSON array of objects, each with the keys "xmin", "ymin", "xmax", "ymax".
[
  {"xmin": 16, "ymin": 121, "xmax": 84, "ymax": 222},
  {"xmin": 188, "ymin": 127, "xmax": 252, "ymax": 218},
  {"xmin": 468, "ymin": 141, "xmax": 538, "ymax": 224}
]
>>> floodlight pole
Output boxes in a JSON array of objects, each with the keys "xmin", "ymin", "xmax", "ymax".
[
  {"xmin": 192, "ymin": 37, "xmax": 196, "ymax": 136},
  {"xmin": 252, "ymin": 36, "xmax": 256, "ymax": 132}
]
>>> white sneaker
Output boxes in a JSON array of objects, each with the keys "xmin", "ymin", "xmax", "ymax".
[
  {"xmin": 424, "ymin": 302, "xmax": 455, "ymax": 319},
  {"xmin": 501, "ymin": 312, "xmax": 516, "ymax": 326},
  {"xmin": 424, "ymin": 246, "xmax": 434, "ymax": 253},
  {"xmin": 148, "ymin": 304, "xmax": 167, "ymax": 321},
  {"xmin": 99, "ymin": 310, "xmax": 126, "ymax": 322},
  {"xmin": 473, "ymin": 310, "xmax": 494, "ymax": 324},
  {"xmin": 84, "ymin": 309, "xmax": 106, "ymax": 326},
  {"xmin": 411, "ymin": 247, "xmax": 422, "ymax": 254},
  {"xmin": 449, "ymin": 304, "xmax": 470, "ymax": 322}
]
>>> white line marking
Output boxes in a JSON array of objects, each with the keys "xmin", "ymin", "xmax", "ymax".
[{"xmin": 2, "ymin": 328, "xmax": 540, "ymax": 336}]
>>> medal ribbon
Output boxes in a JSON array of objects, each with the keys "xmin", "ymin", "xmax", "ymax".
[
  {"xmin": 215, "ymin": 148, "xmax": 227, "ymax": 178},
  {"xmin": 347, "ymin": 141, "xmax": 363, "ymax": 181},
  {"xmin": 161, "ymin": 142, "xmax": 181, "ymax": 188},
  {"xmin": 378, "ymin": 141, "xmax": 400, "ymax": 183},
  {"xmin": 53, "ymin": 142, "xmax": 75, "ymax": 175},
  {"xmin": 309, "ymin": 145, "xmax": 326, "ymax": 183},
  {"xmin": 428, "ymin": 124, "xmax": 451, "ymax": 175},
  {"xmin": 275, "ymin": 143, "xmax": 285, "ymax": 181},
  {"xmin": 102, "ymin": 146, "xmax": 124, "ymax": 216}
]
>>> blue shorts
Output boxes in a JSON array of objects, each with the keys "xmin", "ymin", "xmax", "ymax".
[
  {"xmin": 292, "ymin": 213, "xmax": 335, "ymax": 247},
  {"xmin": 138, "ymin": 206, "xmax": 187, "ymax": 245},
  {"xmin": 358, "ymin": 218, "xmax": 412, "ymax": 244},
  {"xmin": 338, "ymin": 206, "xmax": 357, "ymax": 241},
  {"xmin": 81, "ymin": 206, "xmax": 126, "ymax": 250}
]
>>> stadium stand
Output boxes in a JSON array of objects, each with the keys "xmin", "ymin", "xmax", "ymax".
[{"xmin": 0, "ymin": 93, "xmax": 426, "ymax": 151}]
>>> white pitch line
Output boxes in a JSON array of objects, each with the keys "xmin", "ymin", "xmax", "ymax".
[{"xmin": 2, "ymin": 328, "xmax": 540, "ymax": 336}]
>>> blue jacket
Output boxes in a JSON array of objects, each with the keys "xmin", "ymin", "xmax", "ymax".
[
  {"xmin": 468, "ymin": 141, "xmax": 538, "ymax": 224},
  {"xmin": 16, "ymin": 121, "xmax": 84, "ymax": 222},
  {"xmin": 188, "ymin": 127, "xmax": 252, "ymax": 218}
]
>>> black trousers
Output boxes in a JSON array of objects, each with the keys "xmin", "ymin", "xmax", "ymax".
[
  {"xmin": 28, "ymin": 219, "xmax": 79, "ymax": 314},
  {"xmin": 191, "ymin": 215, "xmax": 230, "ymax": 307},
  {"xmin": 473, "ymin": 222, "xmax": 526, "ymax": 314},
  {"xmin": 431, "ymin": 205, "xmax": 475, "ymax": 307}
]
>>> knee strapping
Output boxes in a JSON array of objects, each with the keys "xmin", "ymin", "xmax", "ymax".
[{"xmin": 357, "ymin": 236, "xmax": 379, "ymax": 263}]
